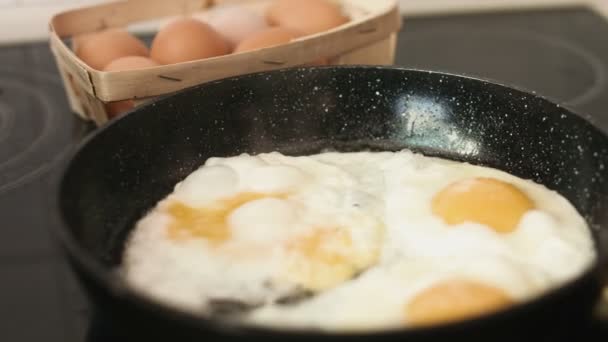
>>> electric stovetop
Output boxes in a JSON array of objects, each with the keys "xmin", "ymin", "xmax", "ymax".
[{"xmin": 1, "ymin": 7, "xmax": 607, "ymax": 342}]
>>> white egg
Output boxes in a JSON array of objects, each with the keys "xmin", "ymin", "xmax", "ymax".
[
  {"xmin": 204, "ymin": 5, "xmax": 269, "ymax": 47},
  {"xmin": 123, "ymin": 150, "xmax": 595, "ymax": 331}
]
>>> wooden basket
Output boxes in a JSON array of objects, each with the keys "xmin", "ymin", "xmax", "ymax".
[{"xmin": 49, "ymin": 0, "xmax": 402, "ymax": 126}]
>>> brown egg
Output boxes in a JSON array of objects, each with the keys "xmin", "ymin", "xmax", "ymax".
[
  {"xmin": 103, "ymin": 56, "xmax": 159, "ymax": 119},
  {"xmin": 234, "ymin": 27, "xmax": 303, "ymax": 53},
  {"xmin": 71, "ymin": 31, "xmax": 95, "ymax": 52},
  {"xmin": 304, "ymin": 57, "xmax": 330, "ymax": 66},
  {"xmin": 266, "ymin": 0, "xmax": 349, "ymax": 35},
  {"xmin": 151, "ymin": 18, "xmax": 230, "ymax": 64},
  {"xmin": 104, "ymin": 56, "xmax": 159, "ymax": 71},
  {"xmin": 75, "ymin": 29, "xmax": 149, "ymax": 70}
]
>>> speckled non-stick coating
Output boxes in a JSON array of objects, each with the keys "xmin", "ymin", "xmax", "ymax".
[{"xmin": 58, "ymin": 66, "xmax": 608, "ymax": 341}]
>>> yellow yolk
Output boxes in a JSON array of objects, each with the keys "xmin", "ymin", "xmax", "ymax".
[
  {"xmin": 166, "ymin": 192, "xmax": 284, "ymax": 243},
  {"xmin": 431, "ymin": 177, "xmax": 534, "ymax": 233},
  {"xmin": 284, "ymin": 228, "xmax": 361, "ymax": 291},
  {"xmin": 406, "ymin": 279, "xmax": 513, "ymax": 326},
  {"xmin": 291, "ymin": 228, "xmax": 352, "ymax": 265}
]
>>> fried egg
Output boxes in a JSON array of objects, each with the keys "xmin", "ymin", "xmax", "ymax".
[{"xmin": 122, "ymin": 150, "xmax": 594, "ymax": 331}]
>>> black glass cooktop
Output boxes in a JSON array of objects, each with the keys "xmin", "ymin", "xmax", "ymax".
[{"xmin": 1, "ymin": 7, "xmax": 607, "ymax": 342}]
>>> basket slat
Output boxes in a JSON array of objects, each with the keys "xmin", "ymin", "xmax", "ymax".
[{"xmin": 335, "ymin": 33, "xmax": 397, "ymax": 66}]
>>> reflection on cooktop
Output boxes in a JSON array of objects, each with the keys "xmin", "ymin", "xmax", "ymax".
[
  {"xmin": 401, "ymin": 29, "xmax": 606, "ymax": 106},
  {"xmin": 396, "ymin": 7, "xmax": 608, "ymax": 131},
  {"xmin": 0, "ymin": 69, "xmax": 89, "ymax": 193}
]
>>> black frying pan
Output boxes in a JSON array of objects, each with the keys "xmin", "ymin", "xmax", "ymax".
[{"xmin": 56, "ymin": 66, "xmax": 608, "ymax": 341}]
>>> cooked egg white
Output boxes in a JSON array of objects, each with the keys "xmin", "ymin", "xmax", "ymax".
[{"xmin": 122, "ymin": 150, "xmax": 595, "ymax": 331}]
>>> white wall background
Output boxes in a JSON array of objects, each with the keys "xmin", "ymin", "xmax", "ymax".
[{"xmin": 0, "ymin": 0, "xmax": 602, "ymax": 45}]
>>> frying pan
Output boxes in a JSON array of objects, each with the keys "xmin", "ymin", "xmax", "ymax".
[{"xmin": 56, "ymin": 66, "xmax": 608, "ymax": 341}]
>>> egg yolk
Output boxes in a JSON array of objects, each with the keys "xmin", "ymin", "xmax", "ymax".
[
  {"xmin": 291, "ymin": 228, "xmax": 352, "ymax": 265},
  {"xmin": 406, "ymin": 279, "xmax": 513, "ymax": 326},
  {"xmin": 166, "ymin": 192, "xmax": 284, "ymax": 243},
  {"xmin": 284, "ymin": 228, "xmax": 359, "ymax": 290},
  {"xmin": 431, "ymin": 177, "xmax": 534, "ymax": 233}
]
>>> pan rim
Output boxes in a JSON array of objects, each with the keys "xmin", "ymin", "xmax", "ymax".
[{"xmin": 53, "ymin": 65, "xmax": 606, "ymax": 337}]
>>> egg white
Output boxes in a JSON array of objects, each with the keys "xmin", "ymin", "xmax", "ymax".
[{"xmin": 122, "ymin": 150, "xmax": 595, "ymax": 331}]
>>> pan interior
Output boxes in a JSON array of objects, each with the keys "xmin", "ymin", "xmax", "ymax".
[{"xmin": 59, "ymin": 66, "xmax": 608, "ymax": 286}]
